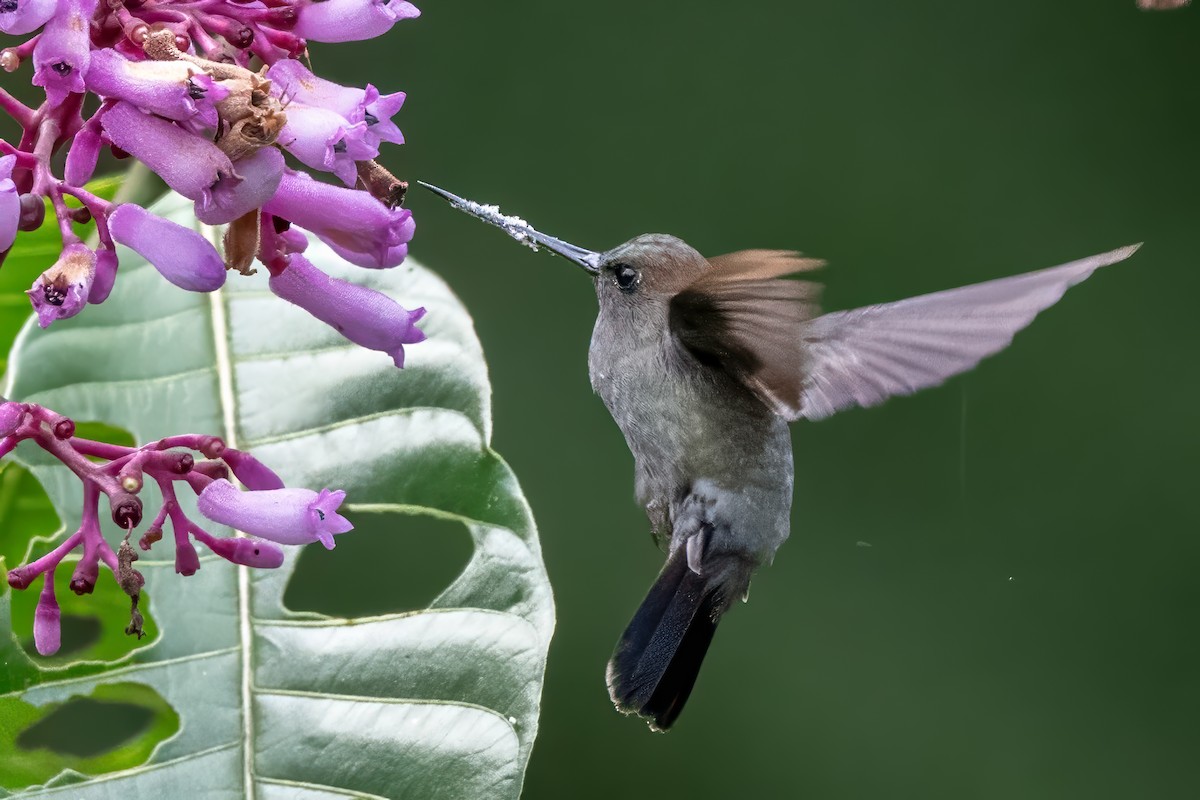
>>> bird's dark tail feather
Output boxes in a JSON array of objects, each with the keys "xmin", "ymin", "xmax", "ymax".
[{"xmin": 606, "ymin": 550, "xmax": 724, "ymax": 731}]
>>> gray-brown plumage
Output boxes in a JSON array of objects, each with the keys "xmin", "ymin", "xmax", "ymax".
[{"xmin": 420, "ymin": 181, "xmax": 1138, "ymax": 731}]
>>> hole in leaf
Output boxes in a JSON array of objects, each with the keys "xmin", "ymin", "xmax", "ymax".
[
  {"xmin": 0, "ymin": 682, "xmax": 179, "ymax": 790},
  {"xmin": 284, "ymin": 511, "xmax": 474, "ymax": 617},
  {"xmin": 71, "ymin": 422, "xmax": 136, "ymax": 462},
  {"xmin": 16, "ymin": 698, "xmax": 154, "ymax": 758},
  {"xmin": 20, "ymin": 613, "xmax": 102, "ymax": 659},
  {"xmin": 0, "ymin": 462, "xmax": 60, "ymax": 567}
]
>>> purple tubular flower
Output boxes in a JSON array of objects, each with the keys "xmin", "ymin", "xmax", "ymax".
[
  {"xmin": 359, "ymin": 86, "xmax": 407, "ymax": 148},
  {"xmin": 0, "ymin": 401, "xmax": 25, "ymax": 437},
  {"xmin": 101, "ymin": 101, "xmax": 234, "ymax": 204},
  {"xmin": 195, "ymin": 147, "xmax": 284, "ymax": 226},
  {"xmin": 0, "ymin": 155, "xmax": 18, "ymax": 252},
  {"xmin": 263, "ymin": 170, "xmax": 414, "ymax": 269},
  {"xmin": 64, "ymin": 123, "xmax": 102, "ymax": 187},
  {"xmin": 266, "ymin": 60, "xmax": 405, "ymax": 150},
  {"xmin": 265, "ymin": 60, "xmax": 359, "ymax": 113},
  {"xmin": 197, "ymin": 478, "xmax": 354, "ymax": 550},
  {"xmin": 191, "ymin": 527, "xmax": 285, "ymax": 569},
  {"xmin": 326, "ymin": 238, "xmax": 410, "ymax": 271},
  {"xmin": 27, "ymin": 243, "xmax": 96, "ymax": 327},
  {"xmin": 109, "ymin": 204, "xmax": 226, "ymax": 292},
  {"xmin": 88, "ymin": 247, "xmax": 118, "ymax": 304},
  {"xmin": 0, "ymin": 0, "xmax": 57, "ymax": 36},
  {"xmin": 278, "ymin": 228, "xmax": 309, "ymax": 254},
  {"xmin": 34, "ymin": 570, "xmax": 61, "ymax": 656},
  {"xmin": 221, "ymin": 448, "xmax": 286, "ymax": 491},
  {"xmin": 269, "ymin": 253, "xmax": 425, "ymax": 367},
  {"xmin": 31, "ymin": 0, "xmax": 99, "ymax": 106},
  {"xmin": 277, "ymin": 106, "xmax": 374, "ymax": 185},
  {"xmin": 294, "ymin": 0, "xmax": 421, "ymax": 43},
  {"xmin": 86, "ymin": 50, "xmax": 229, "ymax": 126}
]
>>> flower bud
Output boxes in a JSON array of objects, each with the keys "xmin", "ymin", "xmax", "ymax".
[
  {"xmin": 0, "ymin": 401, "xmax": 25, "ymax": 437},
  {"xmin": 175, "ymin": 537, "xmax": 200, "ymax": 576},
  {"xmin": 109, "ymin": 203, "xmax": 226, "ymax": 292},
  {"xmin": 18, "ymin": 192, "xmax": 45, "ymax": 232},
  {"xmin": 192, "ymin": 527, "xmax": 285, "ymax": 568},
  {"xmin": 64, "ymin": 124, "xmax": 102, "ymax": 187},
  {"xmin": 69, "ymin": 555, "xmax": 99, "ymax": 595},
  {"xmin": 139, "ymin": 525, "xmax": 163, "ymax": 551},
  {"xmin": 111, "ymin": 493, "xmax": 143, "ymax": 529},
  {"xmin": 49, "ymin": 414, "xmax": 75, "ymax": 440},
  {"xmin": 6, "ymin": 564, "xmax": 36, "ymax": 590},
  {"xmin": 198, "ymin": 435, "xmax": 225, "ymax": 458},
  {"xmin": 222, "ymin": 448, "xmax": 285, "ymax": 491},
  {"xmin": 33, "ymin": 572, "xmax": 61, "ymax": 656},
  {"xmin": 88, "ymin": 247, "xmax": 119, "ymax": 305}
]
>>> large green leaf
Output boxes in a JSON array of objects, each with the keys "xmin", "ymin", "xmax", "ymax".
[{"xmin": 0, "ymin": 192, "xmax": 554, "ymax": 798}]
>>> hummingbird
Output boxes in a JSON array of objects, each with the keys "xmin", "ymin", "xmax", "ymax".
[{"xmin": 419, "ymin": 181, "xmax": 1138, "ymax": 732}]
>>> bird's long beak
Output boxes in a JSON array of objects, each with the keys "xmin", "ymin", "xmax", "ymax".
[{"xmin": 418, "ymin": 181, "xmax": 601, "ymax": 275}]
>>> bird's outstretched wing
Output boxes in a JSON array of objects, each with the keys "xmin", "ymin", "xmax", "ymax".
[
  {"xmin": 670, "ymin": 245, "xmax": 1139, "ymax": 421},
  {"xmin": 795, "ymin": 245, "xmax": 1139, "ymax": 421},
  {"xmin": 669, "ymin": 250, "xmax": 824, "ymax": 415}
]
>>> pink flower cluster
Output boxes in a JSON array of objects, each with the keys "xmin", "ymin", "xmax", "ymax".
[
  {"xmin": 2, "ymin": 399, "xmax": 352, "ymax": 656},
  {"xmin": 0, "ymin": 0, "xmax": 425, "ymax": 367}
]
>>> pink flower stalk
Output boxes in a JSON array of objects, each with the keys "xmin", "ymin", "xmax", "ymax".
[{"xmin": 4, "ymin": 403, "xmax": 356, "ymax": 655}]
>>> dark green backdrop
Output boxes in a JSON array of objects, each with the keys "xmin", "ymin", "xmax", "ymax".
[
  {"xmin": 328, "ymin": 1, "xmax": 1199, "ymax": 797},
  {"xmin": 11, "ymin": 1, "xmax": 1199, "ymax": 797}
]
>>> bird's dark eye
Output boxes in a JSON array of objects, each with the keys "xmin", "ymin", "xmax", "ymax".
[{"xmin": 613, "ymin": 264, "xmax": 639, "ymax": 292}]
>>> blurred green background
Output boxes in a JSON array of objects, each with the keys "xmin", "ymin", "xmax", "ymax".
[{"xmin": 6, "ymin": 0, "xmax": 1200, "ymax": 797}]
